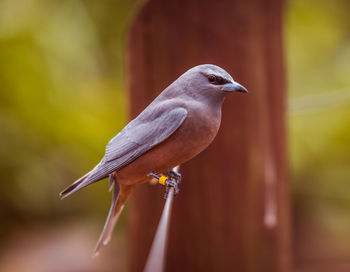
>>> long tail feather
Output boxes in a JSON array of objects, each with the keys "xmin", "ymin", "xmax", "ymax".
[
  {"xmin": 92, "ymin": 177, "xmax": 134, "ymax": 257},
  {"xmin": 108, "ymin": 174, "xmax": 114, "ymax": 192}
]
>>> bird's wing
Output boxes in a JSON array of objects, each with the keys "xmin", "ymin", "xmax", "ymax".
[
  {"xmin": 81, "ymin": 107, "xmax": 188, "ymax": 183},
  {"xmin": 106, "ymin": 106, "xmax": 187, "ymax": 163},
  {"xmin": 60, "ymin": 106, "xmax": 187, "ymax": 198},
  {"xmin": 106, "ymin": 107, "xmax": 187, "ymax": 161}
]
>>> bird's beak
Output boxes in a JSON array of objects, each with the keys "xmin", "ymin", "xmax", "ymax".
[{"xmin": 221, "ymin": 81, "xmax": 248, "ymax": 93}]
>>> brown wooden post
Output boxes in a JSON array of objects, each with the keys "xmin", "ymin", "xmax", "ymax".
[{"xmin": 126, "ymin": 0, "xmax": 290, "ymax": 271}]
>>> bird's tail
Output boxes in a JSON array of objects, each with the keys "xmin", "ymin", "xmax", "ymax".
[{"xmin": 93, "ymin": 175, "xmax": 134, "ymax": 257}]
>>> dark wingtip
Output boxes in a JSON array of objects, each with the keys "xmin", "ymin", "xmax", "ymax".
[
  {"xmin": 59, "ymin": 190, "xmax": 70, "ymax": 200},
  {"xmin": 59, "ymin": 183, "xmax": 78, "ymax": 199},
  {"xmin": 59, "ymin": 171, "xmax": 92, "ymax": 200}
]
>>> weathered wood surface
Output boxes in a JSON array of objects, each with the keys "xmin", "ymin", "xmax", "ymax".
[{"xmin": 126, "ymin": 0, "xmax": 289, "ymax": 271}]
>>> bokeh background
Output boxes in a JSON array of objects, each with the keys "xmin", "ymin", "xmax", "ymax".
[
  {"xmin": 286, "ymin": 0, "xmax": 350, "ymax": 268},
  {"xmin": 0, "ymin": 0, "xmax": 349, "ymax": 271}
]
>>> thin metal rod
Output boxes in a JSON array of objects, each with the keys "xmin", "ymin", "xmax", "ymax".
[{"xmin": 144, "ymin": 187, "xmax": 175, "ymax": 272}]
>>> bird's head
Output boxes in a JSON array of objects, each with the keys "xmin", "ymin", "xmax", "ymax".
[{"xmin": 179, "ymin": 64, "xmax": 248, "ymax": 104}]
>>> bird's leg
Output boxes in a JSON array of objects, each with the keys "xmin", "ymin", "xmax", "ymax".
[{"xmin": 148, "ymin": 171, "xmax": 180, "ymax": 199}]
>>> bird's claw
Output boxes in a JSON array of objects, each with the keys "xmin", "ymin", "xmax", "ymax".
[
  {"xmin": 164, "ymin": 170, "xmax": 182, "ymax": 184},
  {"xmin": 148, "ymin": 171, "xmax": 181, "ymax": 199},
  {"xmin": 163, "ymin": 170, "xmax": 181, "ymax": 199},
  {"xmin": 163, "ymin": 178, "xmax": 180, "ymax": 199}
]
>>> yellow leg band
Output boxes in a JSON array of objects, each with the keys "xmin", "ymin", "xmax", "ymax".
[{"xmin": 158, "ymin": 175, "xmax": 168, "ymax": 186}]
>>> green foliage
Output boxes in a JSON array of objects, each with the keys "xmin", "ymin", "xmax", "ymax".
[
  {"xmin": 287, "ymin": 0, "xmax": 350, "ymax": 255},
  {"xmin": 0, "ymin": 0, "xmax": 139, "ymax": 230}
]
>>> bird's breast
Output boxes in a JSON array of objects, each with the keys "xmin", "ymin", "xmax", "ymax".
[
  {"xmin": 116, "ymin": 104, "xmax": 221, "ymax": 185},
  {"xmin": 183, "ymin": 105, "xmax": 221, "ymax": 146}
]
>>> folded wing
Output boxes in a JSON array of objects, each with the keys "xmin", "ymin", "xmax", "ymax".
[{"xmin": 60, "ymin": 107, "xmax": 187, "ymax": 198}]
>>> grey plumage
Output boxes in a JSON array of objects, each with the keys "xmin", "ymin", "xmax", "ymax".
[
  {"xmin": 60, "ymin": 107, "xmax": 187, "ymax": 198},
  {"xmin": 60, "ymin": 64, "xmax": 248, "ymax": 255}
]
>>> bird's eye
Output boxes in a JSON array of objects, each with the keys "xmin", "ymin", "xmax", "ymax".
[{"xmin": 208, "ymin": 75, "xmax": 216, "ymax": 83}]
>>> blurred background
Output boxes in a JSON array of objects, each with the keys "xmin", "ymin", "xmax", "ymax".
[
  {"xmin": 0, "ymin": 0, "xmax": 349, "ymax": 271},
  {"xmin": 286, "ymin": 0, "xmax": 350, "ymax": 269}
]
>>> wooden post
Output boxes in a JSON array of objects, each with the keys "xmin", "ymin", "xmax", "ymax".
[{"xmin": 126, "ymin": 0, "xmax": 290, "ymax": 271}]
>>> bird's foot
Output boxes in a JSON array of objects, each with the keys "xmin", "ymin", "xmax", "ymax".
[
  {"xmin": 148, "ymin": 172, "xmax": 181, "ymax": 199},
  {"xmin": 164, "ymin": 178, "xmax": 179, "ymax": 199},
  {"xmin": 164, "ymin": 170, "xmax": 182, "ymax": 184}
]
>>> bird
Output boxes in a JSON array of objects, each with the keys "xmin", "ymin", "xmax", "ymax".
[{"xmin": 60, "ymin": 64, "xmax": 248, "ymax": 256}]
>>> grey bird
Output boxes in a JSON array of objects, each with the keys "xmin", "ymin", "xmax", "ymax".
[{"xmin": 60, "ymin": 64, "xmax": 247, "ymax": 256}]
